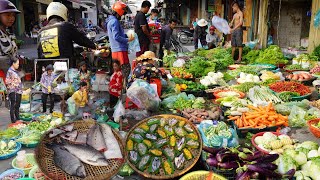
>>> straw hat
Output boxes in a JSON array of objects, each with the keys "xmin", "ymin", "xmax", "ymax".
[
  {"xmin": 197, "ymin": 19, "xmax": 208, "ymax": 27},
  {"xmin": 143, "ymin": 51, "xmax": 160, "ymax": 61}
]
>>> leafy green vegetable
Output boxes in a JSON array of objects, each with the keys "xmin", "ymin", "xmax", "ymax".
[
  {"xmin": 0, "ymin": 128, "xmax": 20, "ymax": 139},
  {"xmin": 312, "ymin": 45, "xmax": 320, "ymax": 59},
  {"xmin": 27, "ymin": 121, "xmax": 51, "ymax": 132},
  {"xmin": 16, "ymin": 129, "xmax": 42, "ymax": 144},
  {"xmin": 278, "ymin": 91, "xmax": 300, "ymax": 102},
  {"xmin": 232, "ymin": 82, "xmax": 259, "ymax": 93},
  {"xmin": 163, "ymin": 53, "xmax": 177, "ymax": 67},
  {"xmin": 205, "ymin": 48, "xmax": 234, "ymax": 70},
  {"xmin": 186, "ymin": 56, "xmax": 216, "ymax": 77},
  {"xmin": 284, "ymin": 64, "xmax": 309, "ymax": 70},
  {"xmin": 255, "ymin": 45, "xmax": 288, "ymax": 65},
  {"xmin": 243, "ymin": 49, "xmax": 261, "ymax": 64}
]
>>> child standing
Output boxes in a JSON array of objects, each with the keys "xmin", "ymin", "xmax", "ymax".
[
  {"xmin": 40, "ymin": 64, "xmax": 55, "ymax": 113},
  {"xmin": 109, "ymin": 60, "xmax": 123, "ymax": 108},
  {"xmin": 71, "ymin": 81, "xmax": 91, "ymax": 120}
]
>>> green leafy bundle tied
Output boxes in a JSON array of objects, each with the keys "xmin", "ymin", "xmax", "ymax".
[
  {"xmin": 186, "ymin": 56, "xmax": 216, "ymax": 77},
  {"xmin": 255, "ymin": 45, "xmax": 288, "ymax": 65}
]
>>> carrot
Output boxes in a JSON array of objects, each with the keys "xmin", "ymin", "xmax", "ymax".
[
  {"xmin": 244, "ymin": 114, "xmax": 260, "ymax": 120},
  {"xmin": 239, "ymin": 117, "xmax": 243, "ymax": 127},
  {"xmin": 275, "ymin": 121, "xmax": 285, "ymax": 126},
  {"xmin": 266, "ymin": 103, "xmax": 272, "ymax": 112},
  {"xmin": 243, "ymin": 115, "xmax": 249, "ymax": 126},
  {"xmin": 248, "ymin": 119, "xmax": 255, "ymax": 126},
  {"xmin": 228, "ymin": 116, "xmax": 240, "ymax": 120},
  {"xmin": 248, "ymin": 105, "xmax": 260, "ymax": 111}
]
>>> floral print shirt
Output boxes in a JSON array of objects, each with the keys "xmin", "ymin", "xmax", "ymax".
[
  {"xmin": 40, "ymin": 71, "xmax": 56, "ymax": 94},
  {"xmin": 6, "ymin": 67, "xmax": 22, "ymax": 94},
  {"xmin": 109, "ymin": 70, "xmax": 123, "ymax": 97},
  {"xmin": 128, "ymin": 62, "xmax": 162, "ymax": 86}
]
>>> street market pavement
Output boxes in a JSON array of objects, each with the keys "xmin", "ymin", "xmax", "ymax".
[{"xmin": 0, "ymin": 32, "xmax": 194, "ymax": 177}]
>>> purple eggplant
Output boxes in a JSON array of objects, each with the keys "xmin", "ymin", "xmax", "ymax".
[
  {"xmin": 206, "ymin": 156, "xmax": 218, "ymax": 167},
  {"xmin": 252, "ymin": 163, "xmax": 278, "ymax": 171},
  {"xmin": 254, "ymin": 154, "xmax": 279, "ymax": 163},
  {"xmin": 218, "ymin": 161, "xmax": 239, "ymax": 169},
  {"xmin": 242, "ymin": 151, "xmax": 263, "ymax": 161},
  {"xmin": 236, "ymin": 171, "xmax": 251, "ymax": 180},
  {"xmin": 202, "ymin": 146, "xmax": 224, "ymax": 155},
  {"xmin": 283, "ymin": 169, "xmax": 295, "ymax": 179},
  {"xmin": 247, "ymin": 164, "xmax": 282, "ymax": 178},
  {"xmin": 216, "ymin": 149, "xmax": 239, "ymax": 162}
]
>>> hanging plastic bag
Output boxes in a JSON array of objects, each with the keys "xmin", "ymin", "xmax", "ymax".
[
  {"xmin": 67, "ymin": 97, "xmax": 78, "ymax": 116},
  {"xmin": 128, "ymin": 33, "xmax": 141, "ymax": 54},
  {"xmin": 211, "ymin": 16, "xmax": 231, "ymax": 35},
  {"xmin": 314, "ymin": 10, "xmax": 320, "ymax": 28},
  {"xmin": 113, "ymin": 100, "xmax": 125, "ymax": 123}
]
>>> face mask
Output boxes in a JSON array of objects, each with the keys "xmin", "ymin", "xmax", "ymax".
[{"xmin": 152, "ymin": 17, "xmax": 158, "ymax": 20}]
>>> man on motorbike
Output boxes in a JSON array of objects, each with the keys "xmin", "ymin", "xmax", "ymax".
[
  {"xmin": 105, "ymin": 1, "xmax": 133, "ymax": 91},
  {"xmin": 37, "ymin": 2, "xmax": 96, "ymax": 68}
]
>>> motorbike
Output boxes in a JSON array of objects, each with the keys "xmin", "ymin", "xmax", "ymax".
[
  {"xmin": 177, "ymin": 29, "xmax": 194, "ymax": 44},
  {"xmin": 74, "ymin": 32, "xmax": 112, "ymax": 73}
]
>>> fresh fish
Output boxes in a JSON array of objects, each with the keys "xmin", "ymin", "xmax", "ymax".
[
  {"xmin": 87, "ymin": 125, "xmax": 107, "ymax": 152},
  {"xmin": 145, "ymin": 133, "xmax": 157, "ymax": 141},
  {"xmin": 176, "ymin": 137, "xmax": 185, "ymax": 151},
  {"xmin": 50, "ymin": 144, "xmax": 86, "ymax": 177},
  {"xmin": 59, "ymin": 124, "xmax": 74, "ymax": 132},
  {"xmin": 150, "ymin": 157, "xmax": 161, "ymax": 173},
  {"xmin": 63, "ymin": 143, "xmax": 108, "ymax": 166},
  {"xmin": 60, "ymin": 130, "xmax": 78, "ymax": 142},
  {"xmin": 74, "ymin": 132, "xmax": 87, "ymax": 145},
  {"xmin": 168, "ymin": 118, "xmax": 178, "ymax": 126},
  {"xmin": 175, "ymin": 153, "xmax": 185, "ymax": 169},
  {"xmin": 49, "ymin": 128, "xmax": 65, "ymax": 138},
  {"xmin": 99, "ymin": 124, "xmax": 123, "ymax": 159},
  {"xmin": 129, "ymin": 151, "xmax": 139, "ymax": 164},
  {"xmin": 184, "ymin": 124, "xmax": 194, "ymax": 133}
]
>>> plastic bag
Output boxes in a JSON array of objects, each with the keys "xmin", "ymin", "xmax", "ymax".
[
  {"xmin": 275, "ymin": 100, "xmax": 310, "ymax": 116},
  {"xmin": 314, "ymin": 10, "xmax": 320, "ymax": 28},
  {"xmin": 128, "ymin": 33, "xmax": 141, "ymax": 54},
  {"xmin": 198, "ymin": 120, "xmax": 239, "ymax": 148},
  {"xmin": 172, "ymin": 59, "xmax": 186, "ymax": 68},
  {"xmin": 127, "ymin": 80, "xmax": 160, "ymax": 111},
  {"xmin": 67, "ymin": 97, "xmax": 78, "ymax": 116},
  {"xmin": 124, "ymin": 109, "xmax": 149, "ymax": 121},
  {"xmin": 211, "ymin": 16, "xmax": 231, "ymax": 35},
  {"xmin": 113, "ymin": 100, "xmax": 125, "ymax": 123},
  {"xmin": 288, "ymin": 106, "xmax": 306, "ymax": 127}
]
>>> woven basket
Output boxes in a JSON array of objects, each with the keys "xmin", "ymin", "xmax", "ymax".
[
  {"xmin": 35, "ymin": 120, "xmax": 125, "ymax": 180},
  {"xmin": 307, "ymin": 119, "xmax": 320, "ymax": 138},
  {"xmin": 179, "ymin": 171, "xmax": 227, "ymax": 180},
  {"xmin": 125, "ymin": 114, "xmax": 203, "ymax": 180}
]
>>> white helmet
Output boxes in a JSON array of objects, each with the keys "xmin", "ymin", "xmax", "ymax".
[{"xmin": 47, "ymin": 2, "xmax": 68, "ymax": 21}]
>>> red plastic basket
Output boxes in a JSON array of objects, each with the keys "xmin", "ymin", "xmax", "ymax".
[
  {"xmin": 251, "ymin": 131, "xmax": 281, "ymax": 154},
  {"xmin": 307, "ymin": 119, "xmax": 320, "ymax": 138}
]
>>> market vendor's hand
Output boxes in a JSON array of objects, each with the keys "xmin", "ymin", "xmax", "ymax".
[
  {"xmin": 230, "ymin": 29, "xmax": 234, "ymax": 34},
  {"xmin": 128, "ymin": 35, "xmax": 134, "ymax": 42}
]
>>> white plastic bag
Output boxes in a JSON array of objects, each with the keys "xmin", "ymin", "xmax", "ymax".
[
  {"xmin": 212, "ymin": 16, "xmax": 231, "ymax": 35},
  {"xmin": 113, "ymin": 100, "xmax": 125, "ymax": 123},
  {"xmin": 172, "ymin": 59, "xmax": 186, "ymax": 67},
  {"xmin": 127, "ymin": 80, "xmax": 160, "ymax": 111}
]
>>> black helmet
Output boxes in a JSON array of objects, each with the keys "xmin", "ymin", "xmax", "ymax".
[{"xmin": 0, "ymin": 0, "xmax": 21, "ymax": 14}]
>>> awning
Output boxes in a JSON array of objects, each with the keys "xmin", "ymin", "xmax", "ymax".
[{"xmin": 36, "ymin": 0, "xmax": 52, "ymax": 5}]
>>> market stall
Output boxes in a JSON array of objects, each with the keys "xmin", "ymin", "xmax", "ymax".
[{"xmin": 2, "ymin": 43, "xmax": 320, "ymax": 179}]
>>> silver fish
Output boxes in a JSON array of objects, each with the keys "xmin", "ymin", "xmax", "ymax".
[
  {"xmin": 59, "ymin": 123, "xmax": 74, "ymax": 132},
  {"xmin": 74, "ymin": 132, "xmax": 87, "ymax": 145},
  {"xmin": 175, "ymin": 153, "xmax": 185, "ymax": 169},
  {"xmin": 63, "ymin": 143, "xmax": 109, "ymax": 166},
  {"xmin": 49, "ymin": 128, "xmax": 65, "ymax": 138},
  {"xmin": 50, "ymin": 144, "xmax": 86, "ymax": 177},
  {"xmin": 60, "ymin": 130, "xmax": 78, "ymax": 142},
  {"xmin": 87, "ymin": 125, "xmax": 107, "ymax": 152},
  {"xmin": 99, "ymin": 124, "xmax": 123, "ymax": 159}
]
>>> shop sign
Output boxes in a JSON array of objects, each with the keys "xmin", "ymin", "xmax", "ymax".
[{"xmin": 36, "ymin": 0, "xmax": 52, "ymax": 5}]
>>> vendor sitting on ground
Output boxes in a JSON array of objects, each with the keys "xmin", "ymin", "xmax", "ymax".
[
  {"xmin": 128, "ymin": 53, "xmax": 162, "ymax": 87},
  {"xmin": 79, "ymin": 61, "xmax": 91, "ymax": 90},
  {"xmin": 71, "ymin": 81, "xmax": 93, "ymax": 120},
  {"xmin": 109, "ymin": 60, "xmax": 123, "ymax": 108},
  {"xmin": 40, "ymin": 64, "xmax": 55, "ymax": 113}
]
